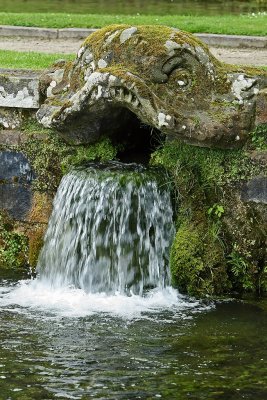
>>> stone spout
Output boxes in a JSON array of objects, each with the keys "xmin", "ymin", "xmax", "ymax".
[{"xmin": 37, "ymin": 25, "xmax": 267, "ymax": 148}]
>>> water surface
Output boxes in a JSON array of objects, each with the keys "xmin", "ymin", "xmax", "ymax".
[
  {"xmin": 0, "ymin": 162, "xmax": 266, "ymax": 399},
  {"xmin": 0, "ymin": 280, "xmax": 266, "ymax": 399},
  {"xmin": 0, "ymin": 0, "xmax": 266, "ymax": 15}
]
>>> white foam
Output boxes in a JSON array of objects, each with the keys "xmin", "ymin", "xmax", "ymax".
[{"xmin": 0, "ymin": 280, "xmax": 210, "ymax": 320}]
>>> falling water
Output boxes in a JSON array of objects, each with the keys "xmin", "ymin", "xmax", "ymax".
[{"xmin": 37, "ymin": 162, "xmax": 175, "ymax": 295}]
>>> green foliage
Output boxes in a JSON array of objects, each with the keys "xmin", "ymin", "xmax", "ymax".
[
  {"xmin": 151, "ymin": 140, "xmax": 262, "ymax": 192},
  {"xmin": 227, "ymin": 244, "xmax": 254, "ymax": 291},
  {"xmin": 0, "ymin": 12, "xmax": 266, "ymax": 36},
  {"xmin": 207, "ymin": 204, "xmax": 225, "ymax": 219},
  {"xmin": 20, "ymin": 121, "xmax": 118, "ymax": 191},
  {"xmin": 250, "ymin": 124, "xmax": 267, "ymax": 150},
  {"xmin": 152, "ymin": 138, "xmax": 265, "ymax": 297},
  {"xmin": 0, "ymin": 212, "xmax": 28, "ymax": 270},
  {"xmin": 170, "ymin": 220, "xmax": 229, "ymax": 296},
  {"xmin": 61, "ymin": 138, "xmax": 118, "ymax": 173},
  {"xmin": 0, "ymin": 50, "xmax": 74, "ymax": 70}
]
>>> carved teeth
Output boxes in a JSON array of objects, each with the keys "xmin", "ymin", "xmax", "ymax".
[
  {"xmin": 90, "ymin": 85, "xmax": 141, "ymax": 108},
  {"xmin": 115, "ymin": 87, "xmax": 121, "ymax": 97},
  {"xmin": 125, "ymin": 92, "xmax": 132, "ymax": 103},
  {"xmin": 108, "ymin": 86, "xmax": 141, "ymax": 107},
  {"xmin": 110, "ymin": 88, "xmax": 116, "ymax": 97}
]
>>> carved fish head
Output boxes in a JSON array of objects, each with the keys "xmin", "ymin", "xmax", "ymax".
[{"xmin": 37, "ymin": 25, "xmax": 267, "ymax": 148}]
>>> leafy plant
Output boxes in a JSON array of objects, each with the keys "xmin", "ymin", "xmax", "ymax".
[
  {"xmin": 208, "ymin": 204, "xmax": 225, "ymax": 219},
  {"xmin": 228, "ymin": 244, "xmax": 254, "ymax": 290},
  {"xmin": 0, "ymin": 212, "xmax": 28, "ymax": 270},
  {"xmin": 250, "ymin": 124, "xmax": 267, "ymax": 150}
]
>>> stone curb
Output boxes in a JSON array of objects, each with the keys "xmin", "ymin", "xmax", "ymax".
[
  {"xmin": 0, "ymin": 25, "xmax": 266, "ymax": 48},
  {"xmin": 196, "ymin": 33, "xmax": 267, "ymax": 49}
]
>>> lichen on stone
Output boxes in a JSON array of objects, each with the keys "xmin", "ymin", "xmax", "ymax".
[{"xmin": 36, "ymin": 24, "xmax": 267, "ymax": 148}]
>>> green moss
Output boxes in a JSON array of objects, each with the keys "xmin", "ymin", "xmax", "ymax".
[
  {"xmin": 151, "ymin": 139, "xmax": 266, "ymax": 297},
  {"xmin": 249, "ymin": 124, "xmax": 267, "ymax": 150},
  {"xmin": 61, "ymin": 137, "xmax": 118, "ymax": 173},
  {"xmin": 20, "ymin": 128, "xmax": 71, "ymax": 192},
  {"xmin": 170, "ymin": 220, "xmax": 229, "ymax": 296},
  {"xmin": 0, "ymin": 211, "xmax": 28, "ymax": 271},
  {"xmin": 16, "ymin": 120, "xmax": 119, "ymax": 191},
  {"xmin": 151, "ymin": 140, "xmax": 261, "ymax": 192},
  {"xmin": 28, "ymin": 226, "xmax": 45, "ymax": 268}
]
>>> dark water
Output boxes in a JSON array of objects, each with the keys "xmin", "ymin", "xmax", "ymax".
[
  {"xmin": 0, "ymin": 0, "xmax": 266, "ymax": 15},
  {"xmin": 0, "ymin": 280, "xmax": 266, "ymax": 399},
  {"xmin": 1, "ymin": 164, "xmax": 266, "ymax": 399}
]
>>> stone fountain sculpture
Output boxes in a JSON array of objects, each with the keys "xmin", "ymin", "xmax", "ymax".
[
  {"xmin": 1, "ymin": 25, "xmax": 266, "ymax": 295},
  {"xmin": 37, "ymin": 24, "xmax": 267, "ymax": 148}
]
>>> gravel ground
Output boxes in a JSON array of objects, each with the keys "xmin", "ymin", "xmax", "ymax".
[{"xmin": 0, "ymin": 37, "xmax": 267, "ymax": 66}]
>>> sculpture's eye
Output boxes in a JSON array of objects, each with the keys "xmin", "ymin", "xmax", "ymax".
[
  {"xmin": 162, "ymin": 56, "xmax": 182, "ymax": 75},
  {"xmin": 162, "ymin": 57, "xmax": 192, "ymax": 89},
  {"xmin": 167, "ymin": 67, "xmax": 191, "ymax": 90},
  {"xmin": 173, "ymin": 70, "xmax": 192, "ymax": 89}
]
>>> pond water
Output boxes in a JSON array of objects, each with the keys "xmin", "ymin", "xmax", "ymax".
[
  {"xmin": 0, "ymin": 0, "xmax": 266, "ymax": 15},
  {"xmin": 0, "ymin": 280, "xmax": 267, "ymax": 399},
  {"xmin": 0, "ymin": 163, "xmax": 267, "ymax": 399}
]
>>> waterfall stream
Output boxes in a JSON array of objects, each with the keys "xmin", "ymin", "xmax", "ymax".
[{"xmin": 37, "ymin": 162, "xmax": 175, "ymax": 296}]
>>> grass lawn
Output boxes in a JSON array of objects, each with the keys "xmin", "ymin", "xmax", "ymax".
[
  {"xmin": 0, "ymin": 50, "xmax": 74, "ymax": 70},
  {"xmin": 0, "ymin": 12, "xmax": 266, "ymax": 36},
  {"xmin": 0, "ymin": 49, "xmax": 266, "ymax": 71}
]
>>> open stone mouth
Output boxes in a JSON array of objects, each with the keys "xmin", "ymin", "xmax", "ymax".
[{"xmin": 89, "ymin": 85, "xmax": 142, "ymax": 109}]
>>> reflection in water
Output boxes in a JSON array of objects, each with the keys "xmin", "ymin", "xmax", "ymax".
[
  {"xmin": 0, "ymin": 0, "xmax": 266, "ymax": 15},
  {"xmin": 0, "ymin": 289, "xmax": 266, "ymax": 399},
  {"xmin": 0, "ymin": 162, "xmax": 266, "ymax": 398}
]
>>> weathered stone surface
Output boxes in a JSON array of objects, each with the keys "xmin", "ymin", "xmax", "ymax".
[
  {"xmin": 0, "ymin": 184, "xmax": 32, "ymax": 220},
  {"xmin": 0, "ymin": 108, "xmax": 23, "ymax": 129},
  {"xmin": 0, "ymin": 129, "xmax": 21, "ymax": 145},
  {"xmin": 0, "ymin": 69, "xmax": 41, "ymax": 109},
  {"xmin": 255, "ymin": 89, "xmax": 267, "ymax": 125},
  {"xmin": 241, "ymin": 176, "xmax": 267, "ymax": 204},
  {"xmin": 37, "ymin": 25, "xmax": 267, "ymax": 148},
  {"xmin": 0, "ymin": 151, "xmax": 34, "ymax": 220},
  {"xmin": 0, "ymin": 151, "xmax": 34, "ymax": 183}
]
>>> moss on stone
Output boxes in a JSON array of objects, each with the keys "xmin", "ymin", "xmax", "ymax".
[
  {"xmin": 0, "ymin": 211, "xmax": 29, "ymax": 271},
  {"xmin": 28, "ymin": 225, "xmax": 45, "ymax": 268},
  {"xmin": 249, "ymin": 124, "xmax": 267, "ymax": 150},
  {"xmin": 17, "ymin": 120, "xmax": 118, "ymax": 192},
  {"xmin": 61, "ymin": 137, "xmax": 118, "ymax": 173},
  {"xmin": 27, "ymin": 192, "xmax": 53, "ymax": 224},
  {"xmin": 151, "ymin": 138, "xmax": 266, "ymax": 297},
  {"xmin": 170, "ymin": 219, "xmax": 229, "ymax": 296}
]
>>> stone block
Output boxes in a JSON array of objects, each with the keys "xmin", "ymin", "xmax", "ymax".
[
  {"xmin": 0, "ymin": 150, "xmax": 34, "ymax": 183},
  {"xmin": 0, "ymin": 25, "xmax": 58, "ymax": 39},
  {"xmin": 57, "ymin": 28, "xmax": 97, "ymax": 39},
  {"xmin": 0, "ymin": 69, "xmax": 41, "ymax": 109},
  {"xmin": 0, "ymin": 150, "xmax": 35, "ymax": 220},
  {"xmin": 0, "ymin": 130, "xmax": 21, "ymax": 146},
  {"xmin": 0, "ymin": 183, "xmax": 32, "ymax": 220},
  {"xmin": 241, "ymin": 176, "xmax": 267, "ymax": 205},
  {"xmin": 255, "ymin": 89, "xmax": 267, "ymax": 125}
]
